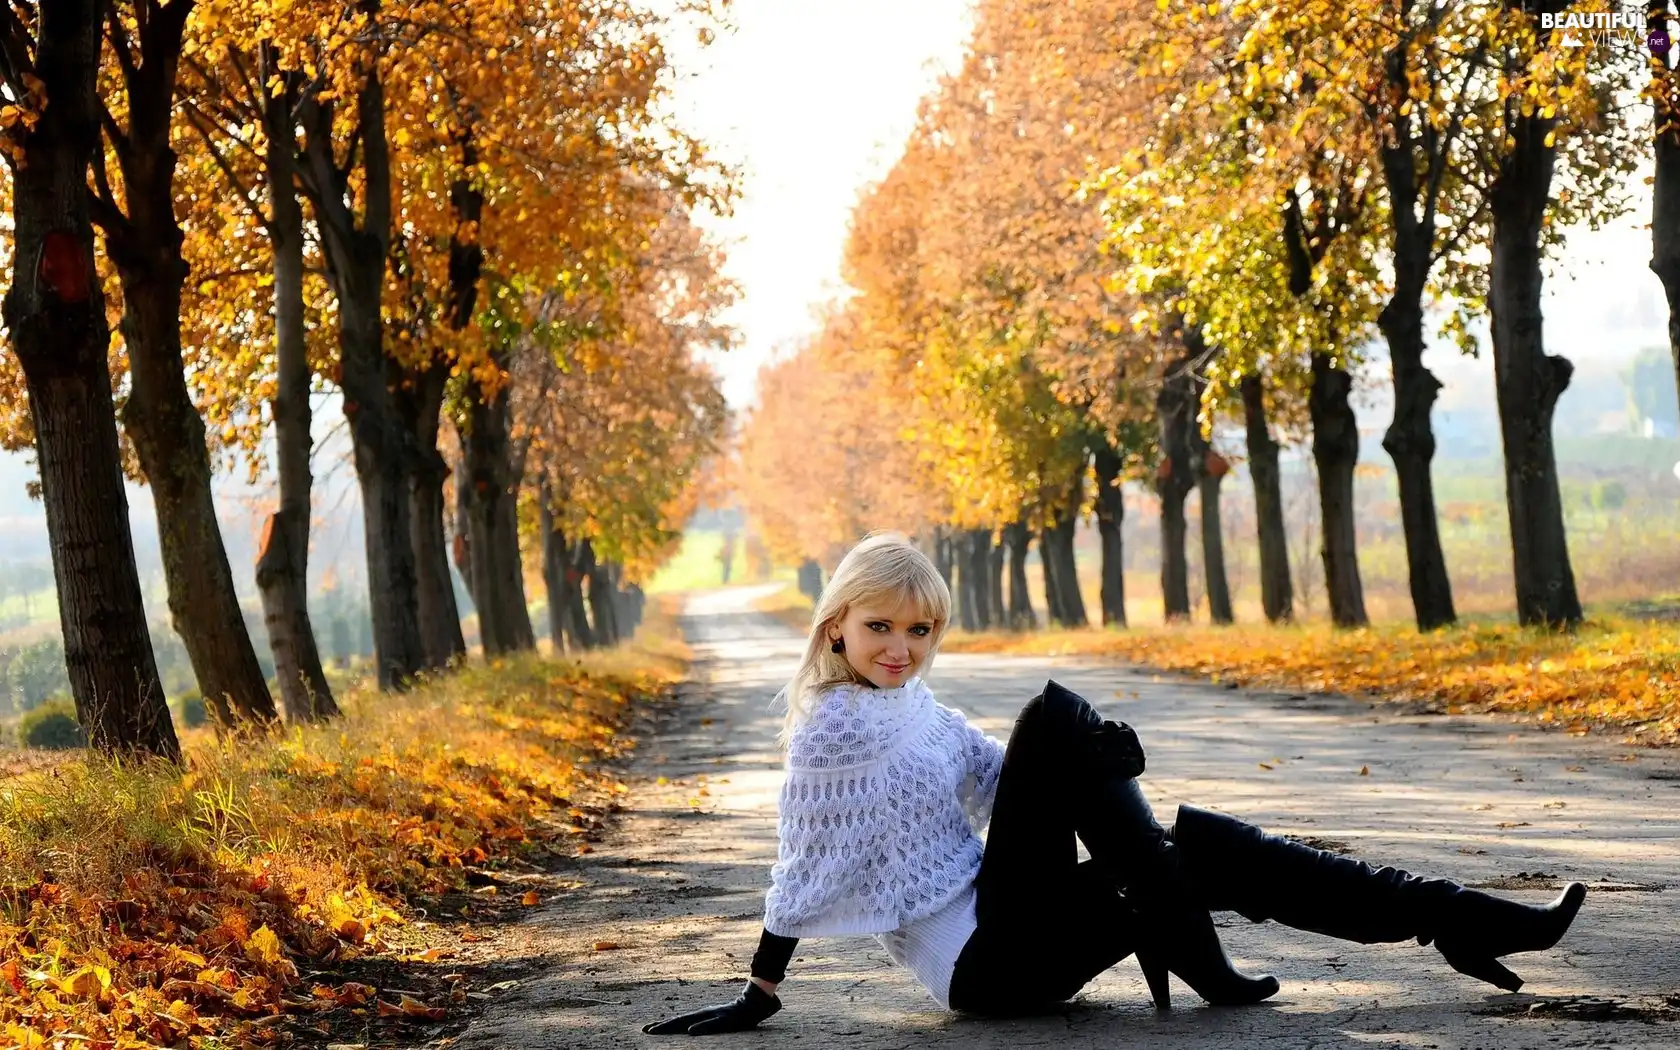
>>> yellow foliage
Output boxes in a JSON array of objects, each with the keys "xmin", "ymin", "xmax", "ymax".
[
  {"xmin": 0, "ymin": 646, "xmax": 679, "ymax": 1046},
  {"xmin": 944, "ymin": 616, "xmax": 1680, "ymax": 744}
]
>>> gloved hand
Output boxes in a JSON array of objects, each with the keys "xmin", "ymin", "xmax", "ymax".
[
  {"xmin": 642, "ymin": 980, "xmax": 782, "ymax": 1035},
  {"xmin": 1091, "ymin": 717, "xmax": 1146, "ymax": 779}
]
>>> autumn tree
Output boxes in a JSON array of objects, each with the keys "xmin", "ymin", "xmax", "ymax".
[
  {"xmin": 523, "ymin": 206, "xmax": 731, "ymax": 651},
  {"xmin": 176, "ymin": 16, "xmax": 342, "ymax": 721},
  {"xmin": 83, "ymin": 1, "xmax": 281, "ymax": 728},
  {"xmin": 1486, "ymin": 3, "xmax": 1638, "ymax": 626},
  {"xmin": 0, "ymin": 1, "xmax": 178, "ymax": 758}
]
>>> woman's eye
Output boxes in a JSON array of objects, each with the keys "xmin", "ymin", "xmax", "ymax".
[
  {"xmin": 910, "ymin": 626, "xmax": 930, "ymax": 636},
  {"xmin": 868, "ymin": 622, "xmax": 887, "ymax": 632}
]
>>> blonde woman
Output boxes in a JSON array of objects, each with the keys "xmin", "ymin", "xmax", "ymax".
[{"xmin": 644, "ymin": 532, "xmax": 1585, "ymax": 1034}]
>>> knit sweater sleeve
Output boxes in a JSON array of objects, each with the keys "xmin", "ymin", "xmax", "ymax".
[
  {"xmin": 957, "ymin": 715, "xmax": 1005, "ymax": 833},
  {"xmin": 761, "ymin": 690, "xmax": 896, "ymax": 938}
]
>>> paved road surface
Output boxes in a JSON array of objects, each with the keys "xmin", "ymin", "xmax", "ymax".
[{"xmin": 458, "ymin": 585, "xmax": 1680, "ymax": 1049}]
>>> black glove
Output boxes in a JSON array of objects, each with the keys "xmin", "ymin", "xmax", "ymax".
[
  {"xmin": 642, "ymin": 980, "xmax": 782, "ymax": 1035},
  {"xmin": 1090, "ymin": 717, "xmax": 1146, "ymax": 779}
]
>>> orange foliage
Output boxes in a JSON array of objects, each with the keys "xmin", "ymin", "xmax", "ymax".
[
  {"xmin": 0, "ymin": 654, "xmax": 668, "ymax": 1047},
  {"xmin": 944, "ymin": 618, "xmax": 1680, "ymax": 744}
]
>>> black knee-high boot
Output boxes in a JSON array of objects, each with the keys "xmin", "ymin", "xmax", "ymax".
[
  {"xmin": 1045, "ymin": 680, "xmax": 1277, "ymax": 1010},
  {"xmin": 1172, "ymin": 804, "xmax": 1587, "ymax": 992},
  {"xmin": 1076, "ymin": 776, "xmax": 1280, "ymax": 1009}
]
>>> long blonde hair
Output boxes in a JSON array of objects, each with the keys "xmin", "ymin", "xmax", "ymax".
[{"xmin": 776, "ymin": 531, "xmax": 952, "ymax": 747}]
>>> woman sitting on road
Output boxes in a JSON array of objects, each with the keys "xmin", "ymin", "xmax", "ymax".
[{"xmin": 644, "ymin": 532, "xmax": 1586, "ymax": 1035}]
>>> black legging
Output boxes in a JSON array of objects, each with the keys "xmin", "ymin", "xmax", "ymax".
[{"xmin": 947, "ymin": 688, "xmax": 1139, "ymax": 1015}]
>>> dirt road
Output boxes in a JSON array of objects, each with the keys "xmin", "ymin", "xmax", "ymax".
[{"xmin": 457, "ymin": 586, "xmax": 1680, "ymax": 1049}]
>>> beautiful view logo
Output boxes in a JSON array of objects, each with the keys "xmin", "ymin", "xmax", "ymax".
[{"xmin": 1538, "ymin": 8, "xmax": 1667, "ymax": 54}]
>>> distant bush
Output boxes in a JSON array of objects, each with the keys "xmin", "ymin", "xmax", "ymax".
[
  {"xmin": 19, "ymin": 698, "xmax": 83, "ymax": 750},
  {"xmin": 171, "ymin": 692, "xmax": 208, "ymax": 729}
]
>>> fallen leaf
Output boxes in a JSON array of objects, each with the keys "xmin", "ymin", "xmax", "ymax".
[
  {"xmin": 1258, "ymin": 762, "xmax": 1274, "ymax": 771},
  {"xmin": 1358, "ymin": 765, "xmax": 1369, "ymax": 776},
  {"xmin": 521, "ymin": 891, "xmax": 541, "ymax": 906},
  {"xmin": 592, "ymin": 940, "xmax": 621, "ymax": 951},
  {"xmin": 244, "ymin": 924, "xmax": 284, "ymax": 966},
  {"xmin": 398, "ymin": 994, "xmax": 447, "ymax": 1020},
  {"xmin": 1563, "ymin": 765, "xmax": 1586, "ymax": 772},
  {"xmin": 1496, "ymin": 821, "xmax": 1533, "ymax": 829}
]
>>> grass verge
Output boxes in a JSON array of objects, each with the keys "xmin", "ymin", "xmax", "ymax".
[
  {"xmin": 0, "ymin": 613, "xmax": 688, "ymax": 1049},
  {"xmin": 750, "ymin": 581, "xmax": 813, "ymax": 634},
  {"xmin": 940, "ymin": 616, "xmax": 1680, "ymax": 745}
]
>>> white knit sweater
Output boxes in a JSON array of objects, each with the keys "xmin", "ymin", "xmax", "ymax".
[{"xmin": 761, "ymin": 677, "xmax": 1005, "ymax": 1007}]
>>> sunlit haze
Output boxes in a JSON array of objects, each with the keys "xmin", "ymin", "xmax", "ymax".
[{"xmin": 666, "ymin": 0, "xmax": 975, "ymax": 408}]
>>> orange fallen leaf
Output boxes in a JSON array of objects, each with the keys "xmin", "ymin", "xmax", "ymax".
[
  {"xmin": 1358, "ymin": 765, "xmax": 1370, "ymax": 776},
  {"xmin": 1257, "ymin": 762, "xmax": 1273, "ymax": 771},
  {"xmin": 521, "ymin": 891, "xmax": 541, "ymax": 906},
  {"xmin": 592, "ymin": 941, "xmax": 621, "ymax": 952}
]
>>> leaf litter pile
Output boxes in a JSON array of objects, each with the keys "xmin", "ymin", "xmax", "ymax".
[
  {"xmin": 944, "ymin": 616, "xmax": 1680, "ymax": 744},
  {"xmin": 0, "ymin": 653, "xmax": 675, "ymax": 1049}
]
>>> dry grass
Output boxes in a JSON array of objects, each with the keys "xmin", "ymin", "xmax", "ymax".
[
  {"xmin": 941, "ymin": 616, "xmax": 1680, "ymax": 745},
  {"xmin": 0, "ymin": 609, "xmax": 687, "ymax": 1048}
]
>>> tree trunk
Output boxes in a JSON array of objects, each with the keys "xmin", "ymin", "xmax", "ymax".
[
  {"xmin": 932, "ymin": 526, "xmax": 954, "ymax": 588},
  {"xmin": 460, "ymin": 379, "xmax": 535, "ymax": 655},
  {"xmin": 452, "ymin": 462, "xmax": 475, "ymax": 609},
  {"xmin": 99, "ymin": 2, "xmax": 277, "ymax": 729},
  {"xmin": 1156, "ymin": 348, "xmax": 1197, "ymax": 621},
  {"xmin": 3, "ymin": 0, "xmax": 177, "ymax": 759},
  {"xmin": 981, "ymin": 527, "xmax": 994, "ymax": 624},
  {"xmin": 1379, "ymin": 296, "xmax": 1458, "ymax": 631},
  {"xmin": 402, "ymin": 364, "xmax": 465, "ymax": 668},
  {"xmin": 1004, "ymin": 519, "xmax": 1036, "ymax": 630},
  {"xmin": 1310, "ymin": 352, "xmax": 1369, "ymax": 627},
  {"xmin": 300, "ymin": 58, "xmax": 426, "ymax": 689},
  {"xmin": 585, "ymin": 542, "xmax": 619, "ymax": 646},
  {"xmin": 1656, "ymin": 73, "xmax": 1680, "ymax": 409},
  {"xmin": 255, "ymin": 50, "xmax": 336, "ymax": 721},
  {"xmin": 1488, "ymin": 87, "xmax": 1581, "ymax": 627},
  {"xmin": 955, "ymin": 537, "xmax": 977, "ymax": 631},
  {"xmin": 610, "ymin": 564, "xmax": 638, "ymax": 637},
  {"xmin": 561, "ymin": 540, "xmax": 594, "ymax": 648},
  {"xmin": 1240, "ymin": 375, "xmax": 1293, "ymax": 623},
  {"xmin": 797, "ymin": 558, "xmax": 824, "ymax": 604},
  {"xmin": 1038, "ymin": 519, "xmax": 1062, "ymax": 625},
  {"xmin": 965, "ymin": 528, "xmax": 992, "ymax": 630},
  {"xmin": 1371, "ymin": 20, "xmax": 1461, "ymax": 632},
  {"xmin": 1092, "ymin": 443, "xmax": 1128, "ymax": 627},
  {"xmin": 1196, "ymin": 471, "xmax": 1234, "ymax": 624},
  {"xmin": 392, "ymin": 125, "xmax": 479, "ymax": 668},
  {"xmin": 540, "ymin": 498, "xmax": 569, "ymax": 654},
  {"xmin": 1043, "ymin": 472, "xmax": 1088, "ymax": 627}
]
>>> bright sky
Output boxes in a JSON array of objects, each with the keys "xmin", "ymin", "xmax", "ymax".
[{"xmin": 665, "ymin": 0, "xmax": 975, "ymax": 409}]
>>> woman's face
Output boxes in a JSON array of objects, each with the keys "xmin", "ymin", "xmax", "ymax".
[{"xmin": 827, "ymin": 592, "xmax": 937, "ymax": 689}]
